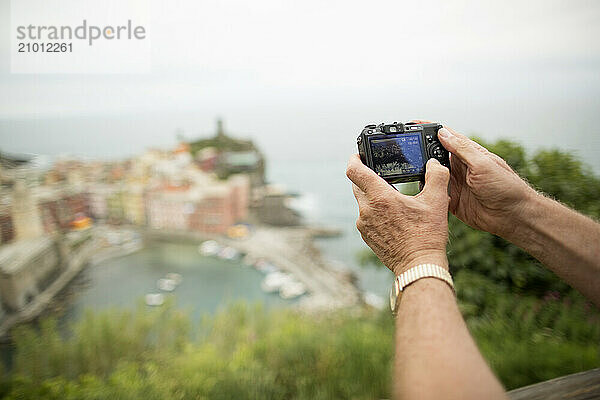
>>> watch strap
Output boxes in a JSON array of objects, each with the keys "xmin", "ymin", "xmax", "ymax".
[{"xmin": 390, "ymin": 263, "xmax": 454, "ymax": 316}]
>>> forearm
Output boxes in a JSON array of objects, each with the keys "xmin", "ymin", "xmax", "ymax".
[
  {"xmin": 393, "ymin": 263, "xmax": 506, "ymax": 400},
  {"xmin": 508, "ymin": 192, "xmax": 600, "ymax": 305}
]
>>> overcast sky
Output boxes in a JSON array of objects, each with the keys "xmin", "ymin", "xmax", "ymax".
[{"xmin": 0, "ymin": 0, "xmax": 599, "ymax": 169}]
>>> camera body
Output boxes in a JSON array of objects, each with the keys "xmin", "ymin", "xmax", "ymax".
[{"xmin": 357, "ymin": 122, "xmax": 450, "ymax": 184}]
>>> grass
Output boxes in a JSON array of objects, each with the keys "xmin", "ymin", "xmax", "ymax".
[{"xmin": 1, "ymin": 278, "xmax": 598, "ymax": 399}]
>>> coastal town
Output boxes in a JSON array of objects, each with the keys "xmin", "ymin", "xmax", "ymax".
[{"xmin": 0, "ymin": 121, "xmax": 364, "ymax": 339}]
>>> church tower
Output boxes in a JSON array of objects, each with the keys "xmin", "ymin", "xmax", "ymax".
[{"xmin": 216, "ymin": 118, "xmax": 225, "ymax": 138}]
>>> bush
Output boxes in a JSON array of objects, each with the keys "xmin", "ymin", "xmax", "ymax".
[
  {"xmin": 1, "ymin": 295, "xmax": 599, "ymax": 398},
  {"xmin": 10, "ymin": 298, "xmax": 190, "ymax": 382},
  {"xmin": 455, "ymin": 270, "xmax": 600, "ymax": 389},
  {"xmin": 1, "ymin": 302, "xmax": 394, "ymax": 400}
]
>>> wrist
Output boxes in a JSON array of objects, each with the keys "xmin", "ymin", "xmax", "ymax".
[
  {"xmin": 390, "ymin": 249, "xmax": 448, "ymax": 276},
  {"xmin": 503, "ymin": 189, "xmax": 547, "ymax": 246}
]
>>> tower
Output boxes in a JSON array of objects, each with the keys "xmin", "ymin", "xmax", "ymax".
[{"xmin": 216, "ymin": 118, "xmax": 225, "ymax": 138}]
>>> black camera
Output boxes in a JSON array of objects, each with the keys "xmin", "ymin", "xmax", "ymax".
[{"xmin": 357, "ymin": 122, "xmax": 450, "ymax": 184}]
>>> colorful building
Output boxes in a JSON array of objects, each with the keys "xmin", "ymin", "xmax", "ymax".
[{"xmin": 145, "ymin": 186, "xmax": 192, "ymax": 231}]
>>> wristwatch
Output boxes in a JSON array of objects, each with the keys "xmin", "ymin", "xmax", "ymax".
[{"xmin": 390, "ymin": 263, "xmax": 455, "ymax": 316}]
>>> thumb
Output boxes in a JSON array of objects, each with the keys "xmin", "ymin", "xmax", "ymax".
[
  {"xmin": 437, "ymin": 127, "xmax": 487, "ymax": 170},
  {"xmin": 419, "ymin": 158, "xmax": 450, "ymax": 201}
]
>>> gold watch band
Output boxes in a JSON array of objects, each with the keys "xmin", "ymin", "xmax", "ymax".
[{"xmin": 390, "ymin": 263, "xmax": 454, "ymax": 316}]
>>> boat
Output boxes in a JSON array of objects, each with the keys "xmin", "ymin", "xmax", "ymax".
[
  {"xmin": 280, "ymin": 281, "xmax": 307, "ymax": 299},
  {"xmin": 165, "ymin": 273, "xmax": 182, "ymax": 285},
  {"xmin": 199, "ymin": 240, "xmax": 220, "ymax": 256},
  {"xmin": 254, "ymin": 260, "xmax": 278, "ymax": 274},
  {"xmin": 145, "ymin": 293, "xmax": 165, "ymax": 306},
  {"xmin": 261, "ymin": 272, "xmax": 292, "ymax": 293},
  {"xmin": 363, "ymin": 292, "xmax": 385, "ymax": 309},
  {"xmin": 157, "ymin": 278, "xmax": 176, "ymax": 292},
  {"xmin": 217, "ymin": 246, "xmax": 240, "ymax": 260}
]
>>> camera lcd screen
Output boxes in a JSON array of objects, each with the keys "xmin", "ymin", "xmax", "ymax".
[{"xmin": 370, "ymin": 133, "xmax": 424, "ymax": 177}]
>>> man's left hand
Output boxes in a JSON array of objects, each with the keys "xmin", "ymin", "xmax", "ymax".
[{"xmin": 346, "ymin": 154, "xmax": 451, "ymax": 275}]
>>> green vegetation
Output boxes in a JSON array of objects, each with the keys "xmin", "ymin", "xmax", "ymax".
[
  {"xmin": 456, "ymin": 271, "xmax": 599, "ymax": 389},
  {"xmin": 188, "ymin": 128, "xmax": 265, "ymax": 181},
  {"xmin": 1, "ymin": 292, "xmax": 598, "ymax": 398},
  {"xmin": 1, "ymin": 139, "xmax": 598, "ymax": 398},
  {"xmin": 189, "ymin": 133, "xmax": 257, "ymax": 155},
  {"xmin": 0, "ymin": 302, "xmax": 393, "ymax": 399}
]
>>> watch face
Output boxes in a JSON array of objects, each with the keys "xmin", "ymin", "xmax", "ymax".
[{"xmin": 390, "ymin": 277, "xmax": 401, "ymax": 314}]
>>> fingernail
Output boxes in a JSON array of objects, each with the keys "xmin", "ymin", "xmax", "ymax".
[
  {"xmin": 438, "ymin": 128, "xmax": 451, "ymax": 139},
  {"xmin": 429, "ymin": 158, "xmax": 440, "ymax": 165}
]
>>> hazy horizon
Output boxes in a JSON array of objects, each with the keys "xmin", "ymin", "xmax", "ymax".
[{"xmin": 1, "ymin": 0, "xmax": 599, "ymax": 170}]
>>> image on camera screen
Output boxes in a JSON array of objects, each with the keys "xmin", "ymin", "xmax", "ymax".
[{"xmin": 370, "ymin": 134, "xmax": 424, "ymax": 177}]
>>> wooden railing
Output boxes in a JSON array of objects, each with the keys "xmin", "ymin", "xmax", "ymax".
[{"xmin": 508, "ymin": 368, "xmax": 600, "ymax": 400}]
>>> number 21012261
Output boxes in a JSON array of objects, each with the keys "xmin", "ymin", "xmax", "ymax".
[{"xmin": 18, "ymin": 42, "xmax": 73, "ymax": 52}]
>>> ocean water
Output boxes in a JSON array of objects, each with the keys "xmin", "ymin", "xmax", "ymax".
[{"xmin": 64, "ymin": 242, "xmax": 294, "ymax": 322}]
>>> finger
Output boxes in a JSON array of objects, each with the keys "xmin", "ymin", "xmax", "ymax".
[
  {"xmin": 443, "ymin": 126, "xmax": 491, "ymax": 157},
  {"xmin": 448, "ymin": 171, "xmax": 460, "ymax": 214},
  {"xmin": 450, "ymin": 153, "xmax": 467, "ymax": 184},
  {"xmin": 490, "ymin": 152, "xmax": 514, "ymax": 173},
  {"xmin": 437, "ymin": 127, "xmax": 488, "ymax": 170},
  {"xmin": 346, "ymin": 154, "xmax": 390, "ymax": 194},
  {"xmin": 409, "ymin": 119, "xmax": 434, "ymax": 124},
  {"xmin": 418, "ymin": 158, "xmax": 450, "ymax": 202},
  {"xmin": 352, "ymin": 183, "xmax": 368, "ymax": 205}
]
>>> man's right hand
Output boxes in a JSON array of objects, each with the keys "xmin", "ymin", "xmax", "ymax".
[
  {"xmin": 429, "ymin": 122, "xmax": 600, "ymax": 308},
  {"xmin": 433, "ymin": 124, "xmax": 537, "ymax": 238}
]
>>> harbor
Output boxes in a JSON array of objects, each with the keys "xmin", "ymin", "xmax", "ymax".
[{"xmin": 144, "ymin": 225, "xmax": 365, "ymax": 311}]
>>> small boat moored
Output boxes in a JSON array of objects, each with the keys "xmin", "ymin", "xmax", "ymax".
[
  {"xmin": 363, "ymin": 292, "xmax": 385, "ymax": 310},
  {"xmin": 157, "ymin": 278, "xmax": 177, "ymax": 292},
  {"xmin": 199, "ymin": 240, "xmax": 220, "ymax": 256},
  {"xmin": 145, "ymin": 293, "xmax": 165, "ymax": 306},
  {"xmin": 280, "ymin": 281, "xmax": 307, "ymax": 299},
  {"xmin": 217, "ymin": 246, "xmax": 240, "ymax": 260},
  {"xmin": 261, "ymin": 272, "xmax": 292, "ymax": 293},
  {"xmin": 165, "ymin": 273, "xmax": 182, "ymax": 285}
]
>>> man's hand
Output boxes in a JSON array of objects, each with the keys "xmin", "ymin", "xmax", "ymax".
[
  {"xmin": 346, "ymin": 154, "xmax": 450, "ymax": 275},
  {"xmin": 437, "ymin": 126, "xmax": 537, "ymax": 237},
  {"xmin": 410, "ymin": 120, "xmax": 537, "ymax": 238}
]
